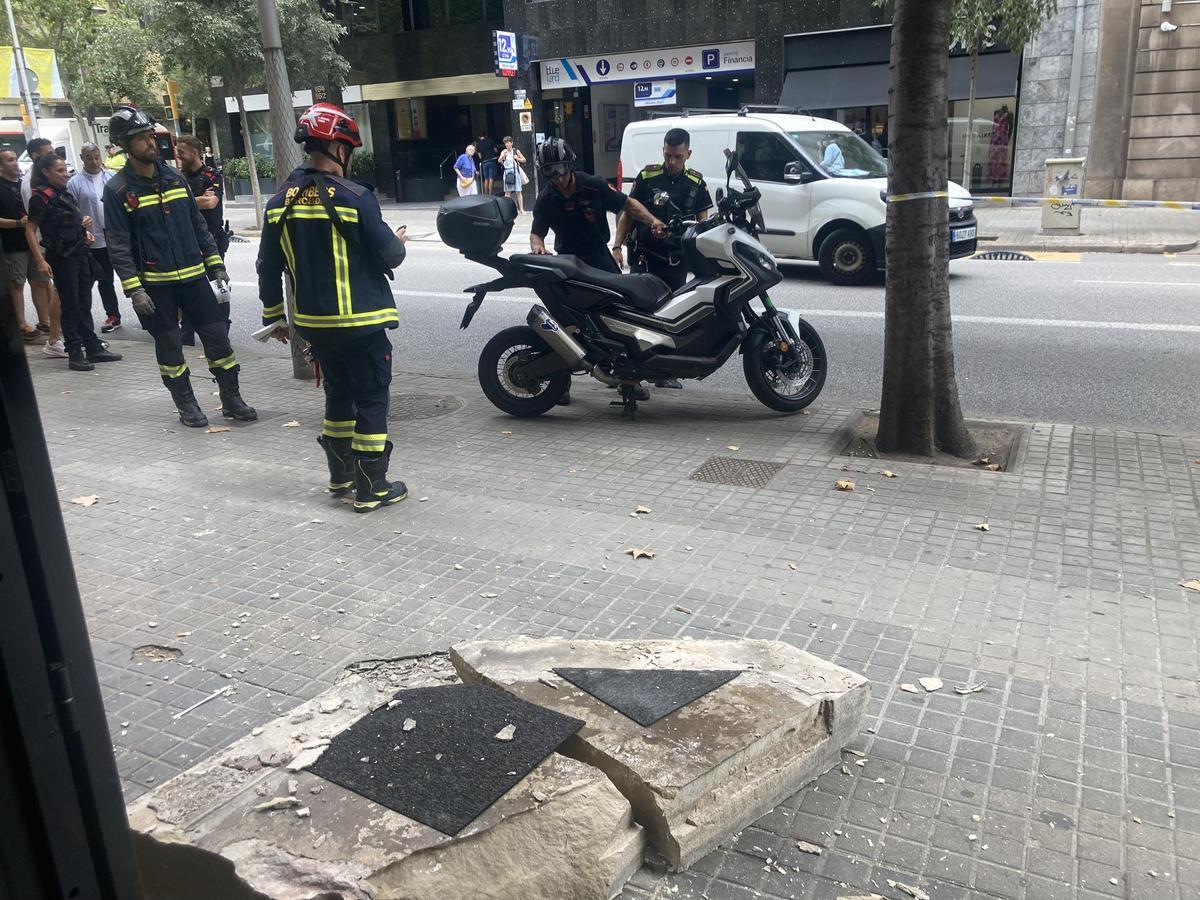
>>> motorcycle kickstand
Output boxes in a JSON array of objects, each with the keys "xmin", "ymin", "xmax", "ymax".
[{"xmin": 609, "ymin": 385, "xmax": 639, "ymax": 419}]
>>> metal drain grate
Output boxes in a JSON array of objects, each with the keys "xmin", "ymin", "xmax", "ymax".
[
  {"xmin": 973, "ymin": 250, "xmax": 1034, "ymax": 261},
  {"xmin": 689, "ymin": 456, "xmax": 785, "ymax": 488},
  {"xmin": 388, "ymin": 393, "xmax": 465, "ymax": 421}
]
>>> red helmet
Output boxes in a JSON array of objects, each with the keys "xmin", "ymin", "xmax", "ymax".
[{"xmin": 294, "ymin": 103, "xmax": 362, "ymax": 148}]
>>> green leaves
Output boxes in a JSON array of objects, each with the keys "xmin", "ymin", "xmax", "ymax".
[{"xmin": 950, "ymin": 0, "xmax": 1060, "ymax": 52}]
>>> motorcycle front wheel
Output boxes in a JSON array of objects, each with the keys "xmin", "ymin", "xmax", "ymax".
[
  {"xmin": 742, "ymin": 317, "xmax": 827, "ymax": 413},
  {"xmin": 477, "ymin": 325, "xmax": 571, "ymax": 417}
]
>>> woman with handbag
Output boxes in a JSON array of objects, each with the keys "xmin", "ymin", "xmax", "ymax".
[
  {"xmin": 497, "ymin": 136, "xmax": 528, "ymax": 213},
  {"xmin": 454, "ymin": 143, "xmax": 478, "ymax": 197}
]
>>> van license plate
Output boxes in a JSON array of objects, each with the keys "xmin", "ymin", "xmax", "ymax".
[{"xmin": 951, "ymin": 227, "xmax": 977, "ymax": 242}]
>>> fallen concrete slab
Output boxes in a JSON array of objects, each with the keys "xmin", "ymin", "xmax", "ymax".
[
  {"xmin": 450, "ymin": 638, "xmax": 869, "ymax": 871},
  {"xmin": 127, "ymin": 654, "xmax": 644, "ymax": 900}
]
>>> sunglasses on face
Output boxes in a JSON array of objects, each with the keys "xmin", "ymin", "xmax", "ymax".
[{"xmin": 543, "ymin": 162, "xmax": 572, "ymax": 179}]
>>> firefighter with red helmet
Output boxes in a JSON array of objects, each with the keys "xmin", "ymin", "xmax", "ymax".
[{"xmin": 257, "ymin": 103, "xmax": 409, "ymax": 513}]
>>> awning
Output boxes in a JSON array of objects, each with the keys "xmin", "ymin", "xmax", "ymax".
[
  {"xmin": 780, "ymin": 52, "xmax": 1019, "ymax": 111},
  {"xmin": 361, "ymin": 72, "xmax": 509, "ymax": 102}
]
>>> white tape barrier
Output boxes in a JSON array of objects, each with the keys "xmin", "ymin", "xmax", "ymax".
[{"xmin": 971, "ymin": 196, "xmax": 1200, "ymax": 211}]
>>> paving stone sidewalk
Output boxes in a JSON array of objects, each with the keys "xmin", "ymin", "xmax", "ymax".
[
  {"xmin": 975, "ymin": 206, "xmax": 1200, "ymax": 254},
  {"xmin": 30, "ymin": 339, "xmax": 1200, "ymax": 900}
]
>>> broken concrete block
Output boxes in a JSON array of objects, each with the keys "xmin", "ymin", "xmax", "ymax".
[
  {"xmin": 451, "ymin": 638, "xmax": 869, "ymax": 871},
  {"xmin": 128, "ymin": 656, "xmax": 644, "ymax": 900}
]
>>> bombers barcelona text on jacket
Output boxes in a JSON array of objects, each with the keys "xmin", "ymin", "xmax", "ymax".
[
  {"xmin": 102, "ymin": 161, "xmax": 223, "ymax": 293},
  {"xmin": 257, "ymin": 167, "xmax": 406, "ymax": 336}
]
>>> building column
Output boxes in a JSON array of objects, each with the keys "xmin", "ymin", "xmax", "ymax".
[
  {"xmin": 1086, "ymin": 0, "xmax": 1140, "ymax": 199},
  {"xmin": 506, "ymin": 67, "xmax": 542, "ymax": 208},
  {"xmin": 755, "ymin": 33, "xmax": 785, "ymax": 106}
]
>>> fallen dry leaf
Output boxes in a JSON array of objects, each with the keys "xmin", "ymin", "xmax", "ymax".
[
  {"xmin": 984, "ymin": 463, "xmax": 1002, "ymax": 472},
  {"xmin": 954, "ymin": 681, "xmax": 988, "ymax": 695},
  {"xmin": 70, "ymin": 495, "xmax": 99, "ymax": 508},
  {"xmin": 919, "ymin": 677, "xmax": 944, "ymax": 693},
  {"xmin": 888, "ymin": 880, "xmax": 931, "ymax": 900},
  {"xmin": 835, "ymin": 480, "xmax": 856, "ymax": 492},
  {"xmin": 254, "ymin": 796, "xmax": 301, "ymax": 812},
  {"xmin": 975, "ymin": 523, "xmax": 991, "ymax": 532},
  {"xmin": 788, "ymin": 562, "xmax": 797, "ymax": 571},
  {"xmin": 900, "ymin": 683, "xmax": 919, "ymax": 694},
  {"xmin": 882, "ymin": 470, "xmax": 897, "ymax": 478},
  {"xmin": 207, "ymin": 426, "xmax": 232, "ymax": 434},
  {"xmin": 281, "ymin": 420, "xmax": 301, "ymax": 428},
  {"xmin": 625, "ymin": 547, "xmax": 656, "ymax": 560},
  {"xmin": 501, "ymin": 430, "xmax": 513, "ymax": 436},
  {"xmin": 726, "ymin": 445, "xmax": 739, "ymax": 451},
  {"xmin": 633, "ymin": 505, "xmax": 652, "ymax": 515},
  {"xmin": 1181, "ymin": 579, "xmax": 1200, "ymax": 593}
]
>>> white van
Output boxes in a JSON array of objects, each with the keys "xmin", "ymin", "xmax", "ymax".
[{"xmin": 618, "ymin": 112, "xmax": 978, "ymax": 286}]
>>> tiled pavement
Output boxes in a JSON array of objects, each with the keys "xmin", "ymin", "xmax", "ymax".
[
  {"xmin": 975, "ymin": 206, "xmax": 1199, "ymax": 253},
  {"xmin": 31, "ymin": 339, "xmax": 1200, "ymax": 899}
]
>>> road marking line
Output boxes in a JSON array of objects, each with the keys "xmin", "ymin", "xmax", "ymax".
[
  {"xmin": 785, "ymin": 308, "xmax": 1200, "ymax": 333},
  {"xmin": 1075, "ymin": 280, "xmax": 1198, "ymax": 288}
]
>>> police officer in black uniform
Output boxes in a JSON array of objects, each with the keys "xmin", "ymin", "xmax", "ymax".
[
  {"xmin": 25, "ymin": 153, "xmax": 123, "ymax": 371},
  {"xmin": 612, "ymin": 127, "xmax": 712, "ymax": 290},
  {"xmin": 258, "ymin": 103, "xmax": 410, "ymax": 513},
  {"xmin": 530, "ymin": 137, "xmax": 665, "ymax": 402},
  {"xmin": 103, "ymin": 106, "xmax": 255, "ymax": 428},
  {"xmin": 177, "ymin": 134, "xmax": 228, "ymax": 344}
]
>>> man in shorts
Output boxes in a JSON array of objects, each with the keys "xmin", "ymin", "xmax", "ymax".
[{"xmin": 0, "ymin": 147, "xmax": 53, "ymax": 344}]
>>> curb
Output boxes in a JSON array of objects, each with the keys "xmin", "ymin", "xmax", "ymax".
[{"xmin": 978, "ymin": 237, "xmax": 1198, "ymax": 255}]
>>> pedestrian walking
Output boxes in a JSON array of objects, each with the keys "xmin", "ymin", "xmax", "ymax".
[
  {"xmin": 25, "ymin": 154, "xmax": 122, "ymax": 371},
  {"xmin": 257, "ymin": 103, "xmax": 409, "ymax": 513},
  {"xmin": 497, "ymin": 136, "xmax": 528, "ymax": 213},
  {"xmin": 23, "ymin": 138, "xmax": 65, "ymax": 358},
  {"xmin": 103, "ymin": 106, "xmax": 255, "ymax": 428},
  {"xmin": 476, "ymin": 132, "xmax": 498, "ymax": 196},
  {"xmin": 67, "ymin": 143, "xmax": 122, "ymax": 333},
  {"xmin": 454, "ymin": 144, "xmax": 478, "ymax": 197},
  {"xmin": 530, "ymin": 137, "xmax": 665, "ymax": 404},
  {"xmin": 176, "ymin": 134, "xmax": 229, "ymax": 345},
  {"xmin": 0, "ymin": 148, "xmax": 46, "ymax": 342}
]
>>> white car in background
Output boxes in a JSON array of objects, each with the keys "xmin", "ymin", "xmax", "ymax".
[{"xmin": 618, "ymin": 112, "xmax": 977, "ymax": 286}]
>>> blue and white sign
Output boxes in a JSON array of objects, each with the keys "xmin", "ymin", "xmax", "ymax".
[
  {"xmin": 634, "ymin": 79, "xmax": 677, "ymax": 108},
  {"xmin": 494, "ymin": 30, "xmax": 518, "ymax": 76},
  {"xmin": 539, "ymin": 40, "xmax": 754, "ymax": 88}
]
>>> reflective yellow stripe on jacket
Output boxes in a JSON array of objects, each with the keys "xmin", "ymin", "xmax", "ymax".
[
  {"xmin": 291, "ymin": 308, "xmax": 399, "ymax": 329},
  {"xmin": 142, "ymin": 263, "xmax": 207, "ymax": 283},
  {"xmin": 123, "ymin": 187, "xmax": 191, "ymax": 212}
]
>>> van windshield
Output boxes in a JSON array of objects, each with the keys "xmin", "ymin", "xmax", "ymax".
[{"xmin": 790, "ymin": 131, "xmax": 888, "ymax": 179}]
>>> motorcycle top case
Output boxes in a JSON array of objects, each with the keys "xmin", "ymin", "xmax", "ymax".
[{"xmin": 437, "ymin": 195, "xmax": 518, "ymax": 256}]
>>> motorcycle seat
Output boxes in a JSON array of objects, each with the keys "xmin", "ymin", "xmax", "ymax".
[{"xmin": 508, "ymin": 254, "xmax": 670, "ymax": 312}]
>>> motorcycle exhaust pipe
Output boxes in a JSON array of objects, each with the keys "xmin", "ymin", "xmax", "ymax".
[{"xmin": 526, "ymin": 305, "xmax": 621, "ymax": 386}]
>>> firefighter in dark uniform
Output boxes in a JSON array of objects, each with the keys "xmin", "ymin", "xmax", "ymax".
[
  {"xmin": 530, "ymin": 137, "xmax": 665, "ymax": 403},
  {"xmin": 177, "ymin": 134, "xmax": 228, "ymax": 344},
  {"xmin": 103, "ymin": 106, "xmax": 255, "ymax": 428},
  {"xmin": 257, "ymin": 103, "xmax": 410, "ymax": 513},
  {"xmin": 25, "ymin": 153, "xmax": 123, "ymax": 371},
  {"xmin": 612, "ymin": 127, "xmax": 712, "ymax": 389}
]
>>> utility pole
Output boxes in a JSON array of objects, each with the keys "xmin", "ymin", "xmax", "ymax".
[
  {"xmin": 256, "ymin": 0, "xmax": 311, "ymax": 379},
  {"xmin": 4, "ymin": 0, "xmax": 39, "ymax": 137}
]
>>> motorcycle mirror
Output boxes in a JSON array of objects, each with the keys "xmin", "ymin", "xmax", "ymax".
[
  {"xmin": 714, "ymin": 187, "xmax": 724, "ymax": 202},
  {"xmin": 724, "ymin": 148, "xmax": 738, "ymax": 176}
]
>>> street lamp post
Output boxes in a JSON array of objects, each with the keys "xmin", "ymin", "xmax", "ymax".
[
  {"xmin": 256, "ymin": 0, "xmax": 311, "ymax": 379},
  {"xmin": 3, "ymin": 0, "xmax": 39, "ymax": 137}
]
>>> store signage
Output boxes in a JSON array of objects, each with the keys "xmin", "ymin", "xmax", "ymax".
[
  {"xmin": 494, "ymin": 30, "xmax": 519, "ymax": 78},
  {"xmin": 511, "ymin": 88, "xmax": 531, "ymax": 110},
  {"xmin": 519, "ymin": 111, "xmax": 533, "ymax": 132},
  {"xmin": 540, "ymin": 40, "xmax": 753, "ymax": 87},
  {"xmin": 634, "ymin": 79, "xmax": 677, "ymax": 107}
]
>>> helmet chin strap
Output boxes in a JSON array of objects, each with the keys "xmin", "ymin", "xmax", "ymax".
[{"xmin": 313, "ymin": 143, "xmax": 351, "ymax": 178}]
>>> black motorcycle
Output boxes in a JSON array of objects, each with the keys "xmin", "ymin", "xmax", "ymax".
[{"xmin": 437, "ymin": 150, "xmax": 827, "ymax": 417}]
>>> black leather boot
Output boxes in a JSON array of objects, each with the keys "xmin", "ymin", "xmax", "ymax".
[
  {"xmin": 352, "ymin": 441, "xmax": 408, "ymax": 513},
  {"xmin": 86, "ymin": 345, "xmax": 123, "ymax": 363},
  {"xmin": 317, "ymin": 435, "xmax": 354, "ymax": 495},
  {"xmin": 68, "ymin": 350, "xmax": 94, "ymax": 371},
  {"xmin": 165, "ymin": 377, "xmax": 208, "ymax": 428},
  {"xmin": 213, "ymin": 366, "xmax": 257, "ymax": 421}
]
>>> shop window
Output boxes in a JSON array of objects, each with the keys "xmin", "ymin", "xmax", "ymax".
[
  {"xmin": 735, "ymin": 132, "xmax": 799, "ymax": 183},
  {"xmin": 949, "ymin": 97, "xmax": 1015, "ymax": 193}
]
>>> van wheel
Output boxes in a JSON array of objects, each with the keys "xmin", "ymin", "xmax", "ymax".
[{"xmin": 818, "ymin": 228, "xmax": 876, "ymax": 286}]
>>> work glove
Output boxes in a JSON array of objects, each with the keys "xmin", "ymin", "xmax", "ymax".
[
  {"xmin": 130, "ymin": 288, "xmax": 155, "ymax": 316},
  {"xmin": 211, "ymin": 266, "xmax": 231, "ymax": 303}
]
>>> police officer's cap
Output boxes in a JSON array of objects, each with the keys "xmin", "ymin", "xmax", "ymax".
[{"xmin": 109, "ymin": 106, "xmax": 157, "ymax": 148}]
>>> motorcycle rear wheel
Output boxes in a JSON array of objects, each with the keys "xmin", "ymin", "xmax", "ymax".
[
  {"xmin": 478, "ymin": 325, "xmax": 571, "ymax": 417},
  {"xmin": 742, "ymin": 318, "xmax": 827, "ymax": 413}
]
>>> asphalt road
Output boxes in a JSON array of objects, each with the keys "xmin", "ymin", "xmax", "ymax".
[{"xmin": 111, "ymin": 223, "xmax": 1200, "ymax": 434}]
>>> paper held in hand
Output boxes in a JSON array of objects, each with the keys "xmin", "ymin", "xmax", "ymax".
[{"xmin": 252, "ymin": 322, "xmax": 288, "ymax": 342}]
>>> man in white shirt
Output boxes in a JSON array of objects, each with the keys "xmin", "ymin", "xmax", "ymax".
[{"xmin": 67, "ymin": 143, "xmax": 121, "ymax": 332}]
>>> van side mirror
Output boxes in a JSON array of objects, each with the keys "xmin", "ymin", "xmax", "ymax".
[{"xmin": 784, "ymin": 162, "xmax": 814, "ymax": 184}]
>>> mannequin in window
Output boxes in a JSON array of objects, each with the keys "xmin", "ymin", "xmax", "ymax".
[{"xmin": 988, "ymin": 104, "xmax": 1013, "ymax": 185}]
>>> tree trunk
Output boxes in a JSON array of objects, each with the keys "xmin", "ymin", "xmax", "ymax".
[
  {"xmin": 876, "ymin": 0, "xmax": 975, "ymax": 459},
  {"xmin": 961, "ymin": 38, "xmax": 980, "ymax": 190},
  {"xmin": 235, "ymin": 92, "xmax": 263, "ymax": 229}
]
